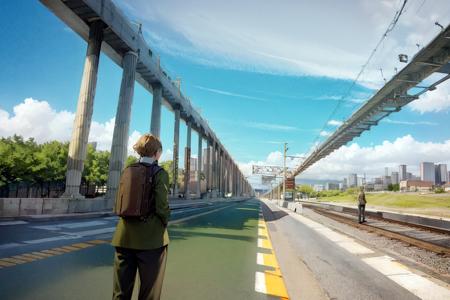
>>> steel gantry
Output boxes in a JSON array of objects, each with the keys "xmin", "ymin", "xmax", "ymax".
[
  {"xmin": 41, "ymin": 0, "xmax": 253, "ymax": 201},
  {"xmin": 267, "ymin": 24, "xmax": 450, "ymax": 197}
]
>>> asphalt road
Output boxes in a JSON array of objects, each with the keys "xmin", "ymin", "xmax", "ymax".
[{"xmin": 0, "ymin": 199, "xmax": 279, "ymax": 300}]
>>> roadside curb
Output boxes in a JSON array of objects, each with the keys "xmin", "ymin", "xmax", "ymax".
[{"xmin": 0, "ymin": 197, "xmax": 252, "ymax": 223}]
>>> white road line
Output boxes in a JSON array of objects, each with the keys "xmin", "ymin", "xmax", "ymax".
[
  {"xmin": 255, "ymin": 271, "xmax": 267, "ymax": 294},
  {"xmin": 60, "ymin": 227, "xmax": 116, "ymax": 237},
  {"xmin": 169, "ymin": 204, "xmax": 234, "ymax": 225},
  {"xmin": 31, "ymin": 221, "xmax": 108, "ymax": 231},
  {"xmin": 363, "ymin": 256, "xmax": 450, "ymax": 300},
  {"xmin": 23, "ymin": 235, "xmax": 80, "ymax": 244},
  {"xmin": 256, "ymin": 252, "xmax": 264, "ymax": 265},
  {"xmin": 0, "ymin": 242, "xmax": 22, "ymax": 249},
  {"xmin": 257, "ymin": 238, "xmax": 263, "ymax": 248},
  {"xmin": 0, "ymin": 221, "xmax": 28, "ymax": 226}
]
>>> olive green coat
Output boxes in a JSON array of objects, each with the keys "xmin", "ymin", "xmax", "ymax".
[{"xmin": 111, "ymin": 169, "xmax": 170, "ymax": 250}]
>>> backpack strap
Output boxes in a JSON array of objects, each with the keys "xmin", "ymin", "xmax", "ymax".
[{"xmin": 140, "ymin": 162, "xmax": 163, "ymax": 221}]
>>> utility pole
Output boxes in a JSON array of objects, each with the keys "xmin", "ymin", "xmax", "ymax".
[{"xmin": 283, "ymin": 142, "xmax": 288, "ymax": 200}]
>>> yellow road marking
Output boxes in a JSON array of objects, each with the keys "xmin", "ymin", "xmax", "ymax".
[
  {"xmin": 20, "ymin": 253, "xmax": 44, "ymax": 260},
  {"xmin": 87, "ymin": 239, "xmax": 108, "ymax": 245},
  {"xmin": 51, "ymin": 247, "xmax": 73, "ymax": 253},
  {"xmin": 41, "ymin": 249, "xmax": 63, "ymax": 255},
  {"xmin": 265, "ymin": 271, "xmax": 289, "ymax": 299},
  {"xmin": 61, "ymin": 245, "xmax": 80, "ymax": 251},
  {"xmin": 12, "ymin": 255, "xmax": 37, "ymax": 262},
  {"xmin": 255, "ymin": 216, "xmax": 290, "ymax": 299},
  {"xmin": 0, "ymin": 239, "xmax": 110, "ymax": 270},
  {"xmin": 1, "ymin": 257, "xmax": 26, "ymax": 264},
  {"xmin": 0, "ymin": 260, "xmax": 16, "ymax": 267},
  {"xmin": 258, "ymin": 238, "xmax": 273, "ymax": 250},
  {"xmin": 71, "ymin": 242, "xmax": 93, "ymax": 249},
  {"xmin": 31, "ymin": 251, "xmax": 52, "ymax": 258}
]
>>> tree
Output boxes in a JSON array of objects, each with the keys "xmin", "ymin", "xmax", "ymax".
[
  {"xmin": 33, "ymin": 140, "xmax": 68, "ymax": 183},
  {"xmin": 296, "ymin": 184, "xmax": 313, "ymax": 196},
  {"xmin": 160, "ymin": 160, "xmax": 173, "ymax": 185},
  {"xmin": 0, "ymin": 135, "xmax": 38, "ymax": 185},
  {"xmin": 83, "ymin": 145, "xmax": 111, "ymax": 186}
]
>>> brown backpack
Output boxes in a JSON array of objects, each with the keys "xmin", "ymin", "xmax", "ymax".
[{"xmin": 114, "ymin": 162, "xmax": 162, "ymax": 218}]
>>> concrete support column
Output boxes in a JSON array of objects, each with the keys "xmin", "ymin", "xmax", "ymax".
[
  {"xmin": 212, "ymin": 143, "xmax": 217, "ymax": 196},
  {"xmin": 63, "ymin": 21, "xmax": 103, "ymax": 198},
  {"xmin": 184, "ymin": 122, "xmax": 192, "ymax": 199},
  {"xmin": 172, "ymin": 108, "xmax": 180, "ymax": 196},
  {"xmin": 150, "ymin": 83, "xmax": 162, "ymax": 138},
  {"xmin": 106, "ymin": 51, "xmax": 138, "ymax": 202},
  {"xmin": 197, "ymin": 134, "xmax": 203, "ymax": 198},
  {"xmin": 206, "ymin": 139, "xmax": 211, "ymax": 197},
  {"xmin": 218, "ymin": 150, "xmax": 222, "ymax": 197}
]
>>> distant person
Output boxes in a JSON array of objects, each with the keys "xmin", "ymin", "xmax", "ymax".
[
  {"xmin": 357, "ymin": 187, "xmax": 366, "ymax": 224},
  {"xmin": 112, "ymin": 134, "xmax": 170, "ymax": 300}
]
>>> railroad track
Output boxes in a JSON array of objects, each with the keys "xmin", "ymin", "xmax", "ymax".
[{"xmin": 310, "ymin": 207, "xmax": 450, "ymax": 256}]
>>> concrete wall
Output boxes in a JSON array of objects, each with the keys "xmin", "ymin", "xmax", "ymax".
[{"xmin": 0, "ymin": 197, "xmax": 110, "ymax": 217}]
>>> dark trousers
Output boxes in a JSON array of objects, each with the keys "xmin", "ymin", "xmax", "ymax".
[
  {"xmin": 113, "ymin": 246, "xmax": 168, "ymax": 300},
  {"xmin": 358, "ymin": 204, "xmax": 366, "ymax": 223}
]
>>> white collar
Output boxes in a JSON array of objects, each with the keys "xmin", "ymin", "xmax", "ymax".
[{"xmin": 140, "ymin": 156, "xmax": 156, "ymax": 164}]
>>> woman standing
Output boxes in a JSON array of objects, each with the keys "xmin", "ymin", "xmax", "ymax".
[{"xmin": 112, "ymin": 134, "xmax": 170, "ymax": 300}]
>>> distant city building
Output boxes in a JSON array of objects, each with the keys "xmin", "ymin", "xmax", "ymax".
[
  {"xmin": 420, "ymin": 162, "xmax": 435, "ymax": 184},
  {"xmin": 399, "ymin": 165, "xmax": 407, "ymax": 181},
  {"xmin": 382, "ymin": 176, "xmax": 391, "ymax": 186},
  {"xmin": 313, "ymin": 184, "xmax": 324, "ymax": 192},
  {"xmin": 448, "ymin": 171, "xmax": 450, "ymax": 183},
  {"xmin": 435, "ymin": 164, "xmax": 448, "ymax": 185},
  {"xmin": 391, "ymin": 172, "xmax": 399, "ymax": 184},
  {"xmin": 400, "ymin": 180, "xmax": 433, "ymax": 192},
  {"xmin": 325, "ymin": 182, "xmax": 339, "ymax": 190},
  {"xmin": 190, "ymin": 157, "xmax": 198, "ymax": 171},
  {"xmin": 348, "ymin": 173, "xmax": 357, "ymax": 188},
  {"xmin": 357, "ymin": 177, "xmax": 365, "ymax": 187},
  {"xmin": 342, "ymin": 178, "xmax": 348, "ymax": 190},
  {"xmin": 407, "ymin": 172, "xmax": 413, "ymax": 180},
  {"xmin": 374, "ymin": 177, "xmax": 383, "ymax": 185}
]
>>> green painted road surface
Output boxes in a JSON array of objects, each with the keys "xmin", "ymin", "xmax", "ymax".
[{"xmin": 0, "ymin": 199, "xmax": 278, "ymax": 299}]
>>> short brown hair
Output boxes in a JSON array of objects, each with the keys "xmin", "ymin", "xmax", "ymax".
[{"xmin": 133, "ymin": 134, "xmax": 162, "ymax": 157}]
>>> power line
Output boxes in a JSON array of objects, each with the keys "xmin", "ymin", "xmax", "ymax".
[{"xmin": 311, "ymin": 0, "xmax": 408, "ymax": 149}]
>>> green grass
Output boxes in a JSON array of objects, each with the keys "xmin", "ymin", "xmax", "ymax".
[{"xmin": 317, "ymin": 192, "xmax": 450, "ymax": 209}]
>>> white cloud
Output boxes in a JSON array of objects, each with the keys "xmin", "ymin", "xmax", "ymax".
[
  {"xmin": 408, "ymin": 81, "xmax": 450, "ymax": 113},
  {"xmin": 244, "ymin": 121, "xmax": 299, "ymax": 132},
  {"xmin": 382, "ymin": 118, "xmax": 437, "ymax": 126},
  {"xmin": 320, "ymin": 130, "xmax": 331, "ymax": 137},
  {"xmin": 328, "ymin": 120, "xmax": 343, "ymax": 126},
  {"xmin": 240, "ymin": 135, "xmax": 450, "ymax": 185},
  {"xmin": 117, "ymin": 0, "xmax": 450, "ymax": 85},
  {"xmin": 194, "ymin": 85, "xmax": 269, "ymax": 102},
  {"xmin": 0, "ymin": 98, "xmax": 142, "ymax": 156}
]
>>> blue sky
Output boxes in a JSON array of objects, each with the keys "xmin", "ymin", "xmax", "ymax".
[{"xmin": 1, "ymin": 0, "xmax": 450, "ymax": 184}]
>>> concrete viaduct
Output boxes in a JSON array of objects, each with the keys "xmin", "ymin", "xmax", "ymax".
[{"xmin": 40, "ymin": 0, "xmax": 253, "ymax": 204}]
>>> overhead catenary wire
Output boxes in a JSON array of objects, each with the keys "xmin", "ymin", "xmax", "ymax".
[{"xmin": 310, "ymin": 0, "xmax": 408, "ymax": 150}]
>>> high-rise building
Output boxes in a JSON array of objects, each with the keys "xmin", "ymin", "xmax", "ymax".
[
  {"xmin": 190, "ymin": 157, "xmax": 198, "ymax": 171},
  {"xmin": 348, "ymin": 173, "xmax": 357, "ymax": 187},
  {"xmin": 435, "ymin": 164, "xmax": 448, "ymax": 185},
  {"xmin": 382, "ymin": 176, "xmax": 391, "ymax": 186},
  {"xmin": 399, "ymin": 165, "xmax": 407, "ymax": 181},
  {"xmin": 420, "ymin": 162, "xmax": 435, "ymax": 184},
  {"xmin": 391, "ymin": 172, "xmax": 399, "ymax": 184}
]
